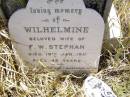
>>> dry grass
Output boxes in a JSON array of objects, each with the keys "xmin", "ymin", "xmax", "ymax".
[
  {"xmin": 0, "ymin": 25, "xmax": 85, "ymax": 96},
  {"xmin": 0, "ymin": 0, "xmax": 130, "ymax": 97},
  {"xmin": 0, "ymin": 29, "xmax": 85, "ymax": 97}
]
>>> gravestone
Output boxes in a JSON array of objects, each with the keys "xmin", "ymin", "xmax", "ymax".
[
  {"xmin": 1, "ymin": 0, "xmax": 113, "ymax": 49},
  {"xmin": 9, "ymin": 0, "xmax": 104, "ymax": 73}
]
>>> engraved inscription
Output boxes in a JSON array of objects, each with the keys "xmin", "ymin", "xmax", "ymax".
[{"xmin": 9, "ymin": 0, "xmax": 104, "ymax": 72}]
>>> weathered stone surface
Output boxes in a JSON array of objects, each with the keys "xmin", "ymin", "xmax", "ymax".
[
  {"xmin": 83, "ymin": 76, "xmax": 117, "ymax": 97},
  {"xmin": 9, "ymin": 0, "xmax": 104, "ymax": 73}
]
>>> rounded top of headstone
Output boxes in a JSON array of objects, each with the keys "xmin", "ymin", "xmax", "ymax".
[{"xmin": 9, "ymin": 0, "xmax": 104, "ymax": 73}]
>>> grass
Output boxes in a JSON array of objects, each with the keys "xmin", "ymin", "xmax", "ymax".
[{"xmin": 0, "ymin": 0, "xmax": 130, "ymax": 97}]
